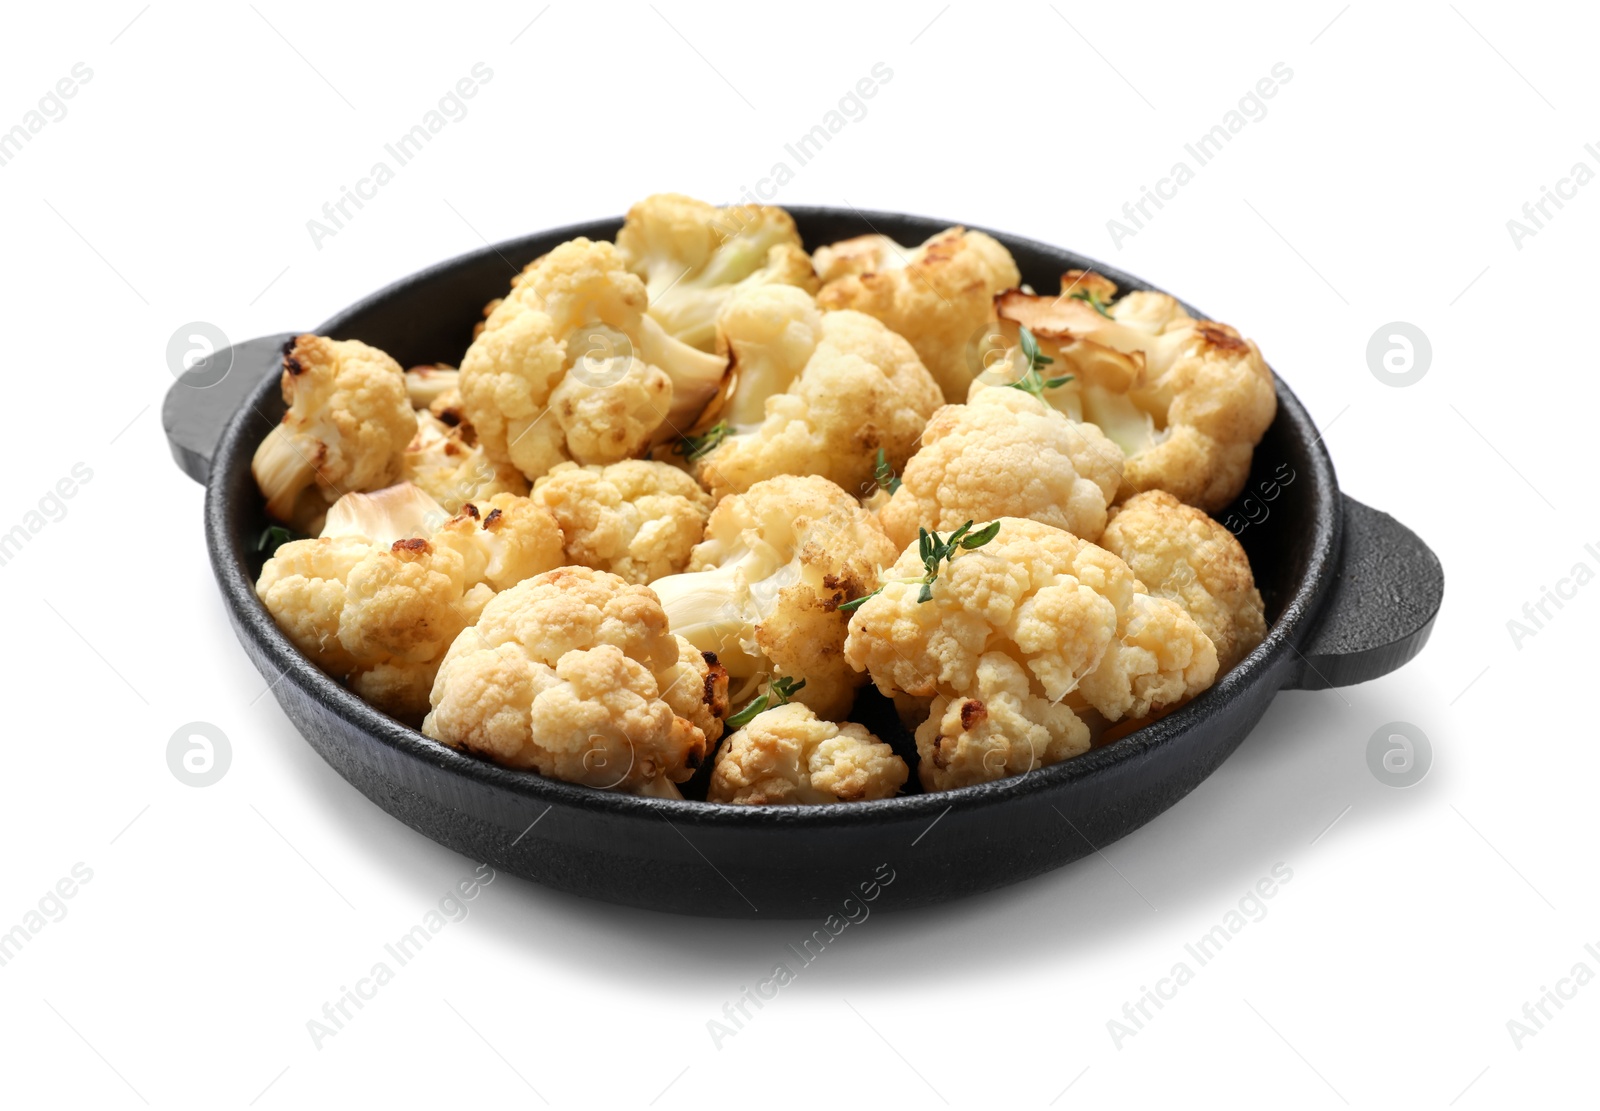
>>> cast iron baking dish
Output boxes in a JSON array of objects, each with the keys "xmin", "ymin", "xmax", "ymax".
[{"xmin": 164, "ymin": 208, "xmax": 1443, "ymax": 918}]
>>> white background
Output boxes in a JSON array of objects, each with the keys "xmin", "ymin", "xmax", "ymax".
[{"xmin": 0, "ymin": 2, "xmax": 1592, "ymax": 1107}]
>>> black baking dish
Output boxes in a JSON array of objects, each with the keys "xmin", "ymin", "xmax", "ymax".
[{"xmin": 164, "ymin": 208, "xmax": 1443, "ymax": 918}]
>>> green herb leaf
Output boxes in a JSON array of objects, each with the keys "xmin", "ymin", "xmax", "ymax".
[
  {"xmin": 770, "ymin": 676, "xmax": 806, "ymax": 702},
  {"xmin": 257, "ymin": 525, "xmax": 295, "ymax": 553},
  {"xmin": 873, "ymin": 448, "xmax": 902, "ymax": 495},
  {"xmin": 675, "ymin": 421, "xmax": 729, "ymax": 462},
  {"xmin": 838, "ymin": 586, "xmax": 882, "ymax": 613},
  {"xmin": 959, "ymin": 520, "xmax": 1002, "ymax": 549},
  {"xmin": 1018, "ymin": 325, "xmax": 1049, "ymax": 372},
  {"xmin": 844, "ymin": 520, "xmax": 1003, "ymax": 611},
  {"xmin": 1007, "ymin": 325, "xmax": 1075, "ymax": 401},
  {"xmin": 1069, "ymin": 289, "xmax": 1113, "ymax": 318},
  {"xmin": 725, "ymin": 676, "xmax": 807, "ymax": 728}
]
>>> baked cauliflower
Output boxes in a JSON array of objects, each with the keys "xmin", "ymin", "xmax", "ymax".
[
  {"xmin": 878, "ymin": 387, "xmax": 1124, "ymax": 549},
  {"xmin": 616, "ymin": 193, "xmax": 819, "ymax": 351},
  {"xmin": 814, "ymin": 226, "xmax": 1020, "ymax": 402},
  {"xmin": 457, "ymin": 237, "xmax": 729, "ymax": 482},
  {"xmin": 843, "ymin": 517, "xmax": 1218, "ymax": 730},
  {"xmin": 648, "ymin": 474, "xmax": 896, "ymax": 720},
  {"xmin": 252, "ymin": 334, "xmax": 417, "ymax": 532},
  {"xmin": 916, "ymin": 653, "xmax": 1090, "ymax": 792},
  {"xmin": 1100, "ymin": 490, "xmax": 1266, "ymax": 673},
  {"xmin": 683, "ymin": 284, "xmax": 942, "ymax": 502},
  {"xmin": 992, "ymin": 272, "xmax": 1277, "ymax": 512},
  {"xmin": 708, "ymin": 702, "xmax": 908, "ymax": 805},
  {"xmin": 401, "ymin": 410, "xmax": 529, "ymax": 513},
  {"xmin": 256, "ymin": 483, "xmax": 564, "ymax": 721},
  {"xmin": 422, "ymin": 567, "xmax": 728, "ymax": 797},
  {"xmin": 531, "ymin": 459, "xmax": 712, "ymax": 584}
]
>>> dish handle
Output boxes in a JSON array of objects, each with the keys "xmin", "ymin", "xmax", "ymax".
[
  {"xmin": 1284, "ymin": 495, "xmax": 1444, "ymax": 690},
  {"xmin": 163, "ymin": 333, "xmax": 299, "ymax": 484}
]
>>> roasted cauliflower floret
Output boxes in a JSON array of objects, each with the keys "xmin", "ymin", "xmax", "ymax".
[
  {"xmin": 256, "ymin": 484, "xmax": 564, "ymax": 721},
  {"xmin": 648, "ymin": 474, "xmax": 896, "ymax": 720},
  {"xmin": 992, "ymin": 273, "xmax": 1277, "ymax": 512},
  {"xmin": 708, "ymin": 702, "xmax": 908, "ymax": 805},
  {"xmin": 916, "ymin": 653, "xmax": 1090, "ymax": 792},
  {"xmin": 685, "ymin": 285, "xmax": 942, "ymax": 502},
  {"xmin": 879, "ymin": 387, "xmax": 1123, "ymax": 549},
  {"xmin": 252, "ymin": 335, "xmax": 417, "ymax": 532},
  {"xmin": 843, "ymin": 517, "xmax": 1218, "ymax": 724},
  {"xmin": 815, "ymin": 227, "xmax": 1020, "ymax": 402},
  {"xmin": 1100, "ymin": 490, "xmax": 1266, "ymax": 673},
  {"xmin": 402, "ymin": 410, "xmax": 529, "ymax": 513},
  {"xmin": 616, "ymin": 193, "xmax": 819, "ymax": 351},
  {"xmin": 422, "ymin": 567, "xmax": 726, "ymax": 796},
  {"xmin": 531, "ymin": 460, "xmax": 712, "ymax": 584},
  {"xmin": 457, "ymin": 238, "xmax": 729, "ymax": 482}
]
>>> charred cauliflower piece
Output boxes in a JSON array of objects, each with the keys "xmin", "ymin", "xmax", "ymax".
[
  {"xmin": 531, "ymin": 459, "xmax": 713, "ymax": 584},
  {"xmin": 616, "ymin": 193, "xmax": 818, "ymax": 351},
  {"xmin": 992, "ymin": 272, "xmax": 1277, "ymax": 512},
  {"xmin": 686, "ymin": 284, "xmax": 942, "ymax": 502},
  {"xmin": 1101, "ymin": 490, "xmax": 1266, "ymax": 673},
  {"xmin": 916, "ymin": 653, "xmax": 1090, "ymax": 792},
  {"xmin": 844, "ymin": 517, "xmax": 1217, "ymax": 729},
  {"xmin": 648, "ymin": 474, "xmax": 896, "ymax": 720},
  {"xmin": 457, "ymin": 238, "xmax": 729, "ymax": 482},
  {"xmin": 815, "ymin": 227, "xmax": 1020, "ymax": 402},
  {"xmin": 709, "ymin": 702, "xmax": 908, "ymax": 805},
  {"xmin": 402, "ymin": 410, "xmax": 529, "ymax": 514},
  {"xmin": 879, "ymin": 387, "xmax": 1123, "ymax": 549},
  {"xmin": 422, "ymin": 567, "xmax": 727, "ymax": 797},
  {"xmin": 256, "ymin": 483, "xmax": 564, "ymax": 721},
  {"xmin": 252, "ymin": 335, "xmax": 417, "ymax": 532}
]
